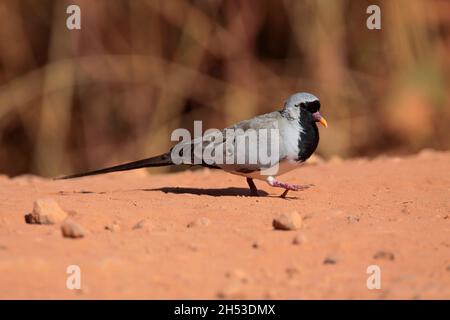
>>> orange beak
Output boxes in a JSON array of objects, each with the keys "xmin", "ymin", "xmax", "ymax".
[
  {"xmin": 313, "ymin": 111, "xmax": 328, "ymax": 128},
  {"xmin": 318, "ymin": 116, "xmax": 328, "ymax": 128}
]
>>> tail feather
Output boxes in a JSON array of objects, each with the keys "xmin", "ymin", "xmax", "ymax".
[{"xmin": 57, "ymin": 153, "xmax": 173, "ymax": 180}]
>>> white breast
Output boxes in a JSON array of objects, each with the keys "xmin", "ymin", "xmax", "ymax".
[{"xmin": 279, "ymin": 117, "xmax": 301, "ymax": 161}]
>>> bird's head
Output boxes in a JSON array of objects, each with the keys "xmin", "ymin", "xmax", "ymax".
[{"xmin": 282, "ymin": 92, "xmax": 328, "ymax": 128}]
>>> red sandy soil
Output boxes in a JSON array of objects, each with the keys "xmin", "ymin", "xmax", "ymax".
[{"xmin": 0, "ymin": 150, "xmax": 449, "ymax": 299}]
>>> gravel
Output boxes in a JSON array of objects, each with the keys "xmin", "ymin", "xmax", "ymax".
[
  {"xmin": 272, "ymin": 211, "xmax": 302, "ymax": 231},
  {"xmin": 25, "ymin": 198, "xmax": 68, "ymax": 225}
]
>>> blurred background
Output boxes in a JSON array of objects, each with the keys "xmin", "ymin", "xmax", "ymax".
[{"xmin": 0, "ymin": 0, "xmax": 449, "ymax": 177}]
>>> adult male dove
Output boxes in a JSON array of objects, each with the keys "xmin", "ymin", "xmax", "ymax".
[{"xmin": 59, "ymin": 92, "xmax": 327, "ymax": 197}]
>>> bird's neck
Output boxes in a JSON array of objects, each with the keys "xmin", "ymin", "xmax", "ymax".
[
  {"xmin": 297, "ymin": 111, "xmax": 320, "ymax": 162},
  {"xmin": 279, "ymin": 108, "xmax": 297, "ymax": 121}
]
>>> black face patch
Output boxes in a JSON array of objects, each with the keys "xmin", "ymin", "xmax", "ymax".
[{"xmin": 296, "ymin": 100, "xmax": 320, "ymax": 113}]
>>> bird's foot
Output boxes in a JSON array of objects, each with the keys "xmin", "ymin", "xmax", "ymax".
[{"xmin": 266, "ymin": 177, "xmax": 313, "ymax": 198}]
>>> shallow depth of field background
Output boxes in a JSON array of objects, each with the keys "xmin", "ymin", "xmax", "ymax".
[{"xmin": 0, "ymin": 0, "xmax": 449, "ymax": 177}]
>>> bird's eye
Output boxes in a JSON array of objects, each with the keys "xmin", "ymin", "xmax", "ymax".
[{"xmin": 301, "ymin": 100, "xmax": 320, "ymax": 113}]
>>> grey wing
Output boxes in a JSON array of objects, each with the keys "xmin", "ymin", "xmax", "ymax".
[
  {"xmin": 170, "ymin": 111, "xmax": 286, "ymax": 172},
  {"xmin": 228, "ymin": 111, "xmax": 281, "ymax": 131},
  {"xmin": 214, "ymin": 111, "xmax": 287, "ymax": 173}
]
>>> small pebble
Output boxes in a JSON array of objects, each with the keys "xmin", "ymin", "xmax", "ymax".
[
  {"xmin": 323, "ymin": 255, "xmax": 338, "ymax": 265},
  {"xmin": 286, "ymin": 266, "xmax": 300, "ymax": 278},
  {"xmin": 188, "ymin": 243, "xmax": 199, "ymax": 251},
  {"xmin": 272, "ymin": 211, "xmax": 302, "ymax": 231},
  {"xmin": 61, "ymin": 220, "xmax": 85, "ymax": 239},
  {"xmin": 346, "ymin": 215, "xmax": 360, "ymax": 224},
  {"xmin": 251, "ymin": 240, "xmax": 261, "ymax": 249},
  {"xmin": 373, "ymin": 250, "xmax": 395, "ymax": 261},
  {"xmin": 225, "ymin": 269, "xmax": 248, "ymax": 283},
  {"xmin": 187, "ymin": 217, "xmax": 210, "ymax": 228},
  {"xmin": 25, "ymin": 198, "xmax": 68, "ymax": 225},
  {"xmin": 105, "ymin": 221, "xmax": 121, "ymax": 232},
  {"xmin": 217, "ymin": 284, "xmax": 246, "ymax": 299},
  {"xmin": 132, "ymin": 219, "xmax": 153, "ymax": 231},
  {"xmin": 292, "ymin": 233, "xmax": 307, "ymax": 245}
]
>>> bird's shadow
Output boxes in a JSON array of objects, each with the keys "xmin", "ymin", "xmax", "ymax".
[
  {"xmin": 56, "ymin": 186, "xmax": 313, "ymax": 199},
  {"xmin": 143, "ymin": 183, "xmax": 314, "ymax": 198},
  {"xmin": 141, "ymin": 187, "xmax": 269, "ymax": 197}
]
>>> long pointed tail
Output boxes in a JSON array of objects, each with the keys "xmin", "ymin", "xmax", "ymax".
[{"xmin": 57, "ymin": 153, "xmax": 173, "ymax": 180}]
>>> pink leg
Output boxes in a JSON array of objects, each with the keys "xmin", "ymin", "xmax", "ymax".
[
  {"xmin": 267, "ymin": 177, "xmax": 312, "ymax": 198},
  {"xmin": 269, "ymin": 179, "xmax": 303, "ymax": 191}
]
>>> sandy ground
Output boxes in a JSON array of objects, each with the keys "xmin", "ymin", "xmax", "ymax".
[{"xmin": 0, "ymin": 150, "xmax": 449, "ymax": 299}]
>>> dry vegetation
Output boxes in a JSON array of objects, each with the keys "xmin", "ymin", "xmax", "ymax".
[{"xmin": 0, "ymin": 0, "xmax": 449, "ymax": 177}]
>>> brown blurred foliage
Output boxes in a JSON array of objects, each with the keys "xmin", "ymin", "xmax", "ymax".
[{"xmin": 0, "ymin": 0, "xmax": 449, "ymax": 177}]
